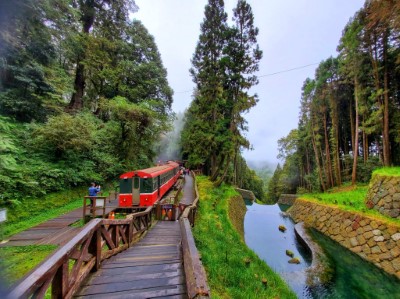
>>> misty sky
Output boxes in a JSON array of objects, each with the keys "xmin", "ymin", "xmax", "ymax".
[{"xmin": 134, "ymin": 0, "xmax": 365, "ymax": 166}]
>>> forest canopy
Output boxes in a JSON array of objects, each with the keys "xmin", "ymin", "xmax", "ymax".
[{"xmin": 0, "ymin": 0, "xmax": 174, "ymax": 203}]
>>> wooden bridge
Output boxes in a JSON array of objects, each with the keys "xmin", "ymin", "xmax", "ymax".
[{"xmin": 6, "ymin": 173, "xmax": 209, "ymax": 299}]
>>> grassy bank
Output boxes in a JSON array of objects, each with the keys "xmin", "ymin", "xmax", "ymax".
[
  {"xmin": 1, "ymin": 186, "xmax": 115, "ymax": 239},
  {"xmin": 0, "ymin": 245, "xmax": 57, "ymax": 287},
  {"xmin": 300, "ymin": 183, "xmax": 400, "ymax": 225},
  {"xmin": 372, "ymin": 167, "xmax": 400, "ymax": 177},
  {"xmin": 193, "ymin": 176, "xmax": 296, "ymax": 299},
  {"xmin": 1, "ymin": 187, "xmax": 88, "ymax": 239}
]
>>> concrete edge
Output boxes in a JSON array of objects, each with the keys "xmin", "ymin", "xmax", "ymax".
[{"xmin": 294, "ymin": 222, "xmax": 332, "ymax": 286}]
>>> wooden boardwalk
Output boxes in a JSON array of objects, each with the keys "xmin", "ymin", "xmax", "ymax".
[
  {"xmin": 2, "ymin": 196, "xmax": 119, "ymax": 247},
  {"xmin": 179, "ymin": 174, "xmax": 195, "ymax": 206},
  {"xmin": 75, "ymin": 220, "xmax": 187, "ymax": 298}
]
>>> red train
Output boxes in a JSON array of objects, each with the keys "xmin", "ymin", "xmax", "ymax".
[{"xmin": 118, "ymin": 161, "xmax": 180, "ymax": 207}]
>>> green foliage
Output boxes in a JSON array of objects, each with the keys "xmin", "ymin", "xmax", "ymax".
[
  {"xmin": 277, "ymin": 2, "xmax": 400, "ymax": 194},
  {"xmin": 267, "ymin": 164, "xmax": 283, "ymax": 203},
  {"xmin": 0, "ymin": 0, "xmax": 67, "ymax": 122},
  {"xmin": 32, "ymin": 113, "xmax": 98, "ymax": 159},
  {"xmin": 102, "ymin": 96, "xmax": 163, "ymax": 169},
  {"xmin": 193, "ymin": 176, "xmax": 296, "ymax": 298},
  {"xmin": 0, "ymin": 2, "xmax": 172, "ymax": 205}
]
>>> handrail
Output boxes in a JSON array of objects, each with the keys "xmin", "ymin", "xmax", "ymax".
[
  {"xmin": 83, "ymin": 196, "xmax": 107, "ymax": 219},
  {"xmin": 7, "ymin": 173, "xmax": 209, "ymax": 299},
  {"xmin": 179, "ymin": 171, "xmax": 210, "ymax": 298},
  {"xmin": 6, "ymin": 206, "xmax": 155, "ymax": 299}
]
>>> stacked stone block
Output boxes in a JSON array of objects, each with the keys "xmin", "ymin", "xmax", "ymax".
[
  {"xmin": 288, "ymin": 199, "xmax": 400, "ymax": 279},
  {"xmin": 277, "ymin": 194, "xmax": 298, "ymax": 206},
  {"xmin": 365, "ymin": 175, "xmax": 400, "ymax": 218}
]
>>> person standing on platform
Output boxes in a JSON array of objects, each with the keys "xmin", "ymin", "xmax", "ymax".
[{"xmin": 89, "ymin": 182, "xmax": 101, "ymax": 196}]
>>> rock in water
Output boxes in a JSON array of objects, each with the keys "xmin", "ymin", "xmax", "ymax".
[
  {"xmin": 286, "ymin": 250, "xmax": 294, "ymax": 257},
  {"xmin": 288, "ymin": 257, "xmax": 301, "ymax": 264},
  {"xmin": 279, "ymin": 225, "xmax": 287, "ymax": 232}
]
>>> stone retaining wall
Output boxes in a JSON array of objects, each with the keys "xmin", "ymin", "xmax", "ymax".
[
  {"xmin": 365, "ymin": 174, "xmax": 400, "ymax": 219},
  {"xmin": 228, "ymin": 195, "xmax": 246, "ymax": 240},
  {"xmin": 278, "ymin": 194, "xmax": 298, "ymax": 206},
  {"xmin": 288, "ymin": 199, "xmax": 400, "ymax": 279},
  {"xmin": 235, "ymin": 188, "xmax": 256, "ymax": 201}
]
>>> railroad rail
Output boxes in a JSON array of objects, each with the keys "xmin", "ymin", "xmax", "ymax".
[{"xmin": 6, "ymin": 172, "xmax": 210, "ymax": 299}]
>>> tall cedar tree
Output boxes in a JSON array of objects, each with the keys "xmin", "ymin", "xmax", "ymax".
[
  {"xmin": 188, "ymin": 0, "xmax": 228, "ymax": 177},
  {"xmin": 184, "ymin": 0, "xmax": 262, "ymax": 187},
  {"xmin": 217, "ymin": 0, "xmax": 262, "ymax": 186}
]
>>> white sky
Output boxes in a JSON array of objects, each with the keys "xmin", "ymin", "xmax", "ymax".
[{"xmin": 134, "ymin": 0, "xmax": 365, "ymax": 166}]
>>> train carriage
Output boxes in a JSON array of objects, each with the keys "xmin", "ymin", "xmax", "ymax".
[{"xmin": 119, "ymin": 161, "xmax": 180, "ymax": 207}]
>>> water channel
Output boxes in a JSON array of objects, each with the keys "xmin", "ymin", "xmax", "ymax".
[{"xmin": 244, "ymin": 202, "xmax": 400, "ymax": 298}]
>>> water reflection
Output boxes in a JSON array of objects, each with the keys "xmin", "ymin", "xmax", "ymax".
[
  {"xmin": 244, "ymin": 203, "xmax": 313, "ymax": 298},
  {"xmin": 244, "ymin": 202, "xmax": 400, "ymax": 299}
]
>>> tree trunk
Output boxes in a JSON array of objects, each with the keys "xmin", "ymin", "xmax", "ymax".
[
  {"xmin": 362, "ymin": 117, "xmax": 369, "ymax": 163},
  {"xmin": 352, "ymin": 76, "xmax": 360, "ymax": 185},
  {"xmin": 214, "ymin": 155, "xmax": 231, "ymax": 188},
  {"xmin": 323, "ymin": 111, "xmax": 334, "ymax": 188},
  {"xmin": 349, "ymin": 98, "xmax": 355, "ymax": 156},
  {"xmin": 210, "ymin": 153, "xmax": 217, "ymax": 177},
  {"xmin": 211, "ymin": 154, "xmax": 225, "ymax": 182},
  {"xmin": 69, "ymin": 0, "xmax": 96, "ymax": 111},
  {"xmin": 311, "ymin": 125, "xmax": 326, "ymax": 191},
  {"xmin": 233, "ymin": 149, "xmax": 238, "ymax": 186},
  {"xmin": 382, "ymin": 32, "xmax": 391, "ymax": 166}
]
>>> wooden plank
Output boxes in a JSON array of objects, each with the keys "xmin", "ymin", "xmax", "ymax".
[
  {"xmin": 108, "ymin": 250, "xmax": 181, "ymax": 260},
  {"xmin": 75, "ymin": 285, "xmax": 187, "ymax": 299},
  {"xmin": 76, "ymin": 275, "xmax": 185, "ymax": 296},
  {"xmin": 99, "ymin": 260, "xmax": 182, "ymax": 271},
  {"xmin": 36, "ymin": 227, "xmax": 82, "ymax": 245},
  {"xmin": 0, "ymin": 240, "xmax": 36, "ymax": 246},
  {"xmin": 83, "ymin": 269, "xmax": 184, "ymax": 286},
  {"xmin": 109, "ymin": 249, "xmax": 180, "ymax": 259}
]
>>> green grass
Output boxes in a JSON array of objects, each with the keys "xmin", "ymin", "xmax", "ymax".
[
  {"xmin": 372, "ymin": 167, "xmax": 400, "ymax": 177},
  {"xmin": 0, "ymin": 245, "xmax": 57, "ymax": 287},
  {"xmin": 2, "ymin": 197, "xmax": 84, "ymax": 239},
  {"xmin": 299, "ymin": 183, "xmax": 400, "ymax": 225},
  {"xmin": 1, "ymin": 187, "xmax": 114, "ymax": 239},
  {"xmin": 193, "ymin": 176, "xmax": 296, "ymax": 299}
]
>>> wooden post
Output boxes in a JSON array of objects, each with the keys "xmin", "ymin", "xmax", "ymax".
[
  {"xmin": 51, "ymin": 260, "xmax": 68, "ymax": 298},
  {"xmin": 88, "ymin": 227, "xmax": 101, "ymax": 271},
  {"xmin": 83, "ymin": 197, "xmax": 87, "ymax": 220}
]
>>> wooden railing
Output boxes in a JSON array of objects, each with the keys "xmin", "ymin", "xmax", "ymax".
[
  {"xmin": 179, "ymin": 171, "xmax": 210, "ymax": 298},
  {"xmin": 155, "ymin": 182, "xmax": 183, "ymax": 221},
  {"xmin": 7, "ymin": 174, "xmax": 209, "ymax": 299},
  {"xmin": 83, "ymin": 196, "xmax": 107, "ymax": 219},
  {"xmin": 6, "ymin": 206, "xmax": 154, "ymax": 299}
]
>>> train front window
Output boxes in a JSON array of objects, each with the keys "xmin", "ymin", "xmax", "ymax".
[
  {"xmin": 120, "ymin": 178, "xmax": 132, "ymax": 193},
  {"xmin": 134, "ymin": 177, "xmax": 139, "ymax": 189}
]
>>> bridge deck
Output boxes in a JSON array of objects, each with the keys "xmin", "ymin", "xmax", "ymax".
[
  {"xmin": 75, "ymin": 220, "xmax": 187, "ymax": 298},
  {"xmin": 2, "ymin": 194, "xmax": 118, "ymax": 247},
  {"xmin": 179, "ymin": 174, "xmax": 195, "ymax": 206}
]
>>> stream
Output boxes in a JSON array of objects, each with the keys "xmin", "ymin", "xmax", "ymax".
[{"xmin": 244, "ymin": 202, "xmax": 400, "ymax": 298}]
